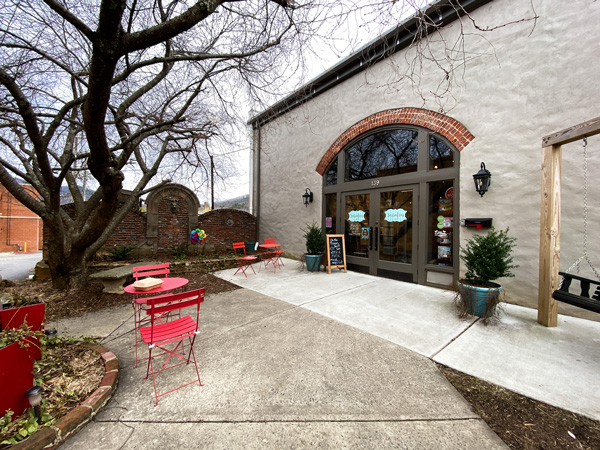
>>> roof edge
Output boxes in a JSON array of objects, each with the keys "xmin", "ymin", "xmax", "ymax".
[{"xmin": 248, "ymin": 0, "xmax": 493, "ymax": 128}]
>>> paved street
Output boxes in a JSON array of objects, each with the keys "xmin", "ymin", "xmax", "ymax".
[{"xmin": 0, "ymin": 251, "xmax": 42, "ymax": 281}]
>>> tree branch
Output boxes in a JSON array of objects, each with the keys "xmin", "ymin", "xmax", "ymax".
[{"xmin": 41, "ymin": 0, "xmax": 94, "ymax": 40}]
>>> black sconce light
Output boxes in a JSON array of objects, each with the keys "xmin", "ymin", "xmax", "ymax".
[
  {"xmin": 473, "ymin": 162, "xmax": 492, "ymax": 197},
  {"xmin": 302, "ymin": 188, "xmax": 313, "ymax": 207},
  {"xmin": 25, "ymin": 386, "xmax": 43, "ymax": 420}
]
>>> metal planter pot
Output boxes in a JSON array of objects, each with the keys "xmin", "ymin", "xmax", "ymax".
[
  {"xmin": 305, "ymin": 254, "xmax": 322, "ymax": 272},
  {"xmin": 457, "ymin": 281, "xmax": 502, "ymax": 318}
]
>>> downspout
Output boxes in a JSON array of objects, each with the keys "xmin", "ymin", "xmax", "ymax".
[{"xmin": 253, "ymin": 124, "xmax": 261, "ymax": 241}]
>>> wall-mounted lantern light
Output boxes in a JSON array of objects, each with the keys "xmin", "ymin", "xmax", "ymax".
[
  {"xmin": 302, "ymin": 188, "xmax": 313, "ymax": 207},
  {"xmin": 473, "ymin": 162, "xmax": 492, "ymax": 197}
]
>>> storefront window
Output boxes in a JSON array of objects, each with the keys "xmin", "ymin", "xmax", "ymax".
[
  {"xmin": 428, "ymin": 180, "xmax": 454, "ymax": 267},
  {"xmin": 345, "ymin": 129, "xmax": 418, "ymax": 181},
  {"xmin": 429, "ymin": 136, "xmax": 454, "ymax": 170},
  {"xmin": 325, "ymin": 193, "xmax": 337, "ymax": 234},
  {"xmin": 323, "ymin": 124, "xmax": 459, "ymax": 287},
  {"xmin": 325, "ymin": 158, "xmax": 338, "ymax": 186}
]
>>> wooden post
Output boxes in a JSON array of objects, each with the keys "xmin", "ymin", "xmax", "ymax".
[
  {"xmin": 537, "ymin": 144, "xmax": 561, "ymax": 327},
  {"xmin": 537, "ymin": 116, "xmax": 600, "ymax": 327}
]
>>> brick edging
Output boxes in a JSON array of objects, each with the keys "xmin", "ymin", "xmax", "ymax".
[{"xmin": 12, "ymin": 344, "xmax": 119, "ymax": 450}]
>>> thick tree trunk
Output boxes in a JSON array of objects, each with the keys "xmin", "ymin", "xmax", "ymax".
[{"xmin": 46, "ymin": 230, "xmax": 89, "ymax": 290}]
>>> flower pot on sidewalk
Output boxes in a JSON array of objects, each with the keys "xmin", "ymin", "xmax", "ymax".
[
  {"xmin": 305, "ymin": 254, "xmax": 322, "ymax": 272},
  {"xmin": 456, "ymin": 281, "xmax": 502, "ymax": 318},
  {"xmin": 302, "ymin": 222, "xmax": 326, "ymax": 273}
]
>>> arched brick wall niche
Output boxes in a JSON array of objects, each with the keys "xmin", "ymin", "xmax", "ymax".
[
  {"xmin": 146, "ymin": 184, "xmax": 200, "ymax": 253},
  {"xmin": 316, "ymin": 108, "xmax": 474, "ymax": 175}
]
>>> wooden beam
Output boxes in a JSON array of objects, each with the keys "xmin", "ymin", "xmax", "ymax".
[
  {"xmin": 542, "ymin": 116, "xmax": 600, "ymax": 147},
  {"xmin": 538, "ymin": 144, "xmax": 561, "ymax": 327}
]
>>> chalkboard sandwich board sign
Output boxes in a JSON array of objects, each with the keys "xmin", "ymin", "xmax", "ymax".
[{"xmin": 325, "ymin": 234, "xmax": 347, "ymax": 274}]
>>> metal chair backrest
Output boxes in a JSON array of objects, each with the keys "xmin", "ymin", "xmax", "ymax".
[
  {"xmin": 145, "ymin": 288, "xmax": 204, "ymax": 343},
  {"xmin": 133, "ymin": 263, "xmax": 170, "ymax": 280},
  {"xmin": 233, "ymin": 242, "xmax": 247, "ymax": 258},
  {"xmin": 264, "ymin": 238, "xmax": 276, "ymax": 244}
]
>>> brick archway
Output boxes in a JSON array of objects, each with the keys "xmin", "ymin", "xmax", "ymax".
[
  {"xmin": 316, "ymin": 108, "xmax": 474, "ymax": 175},
  {"xmin": 145, "ymin": 183, "xmax": 200, "ymax": 252}
]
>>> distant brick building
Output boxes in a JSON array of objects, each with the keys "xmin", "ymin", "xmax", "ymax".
[{"xmin": 0, "ymin": 183, "xmax": 43, "ymax": 253}]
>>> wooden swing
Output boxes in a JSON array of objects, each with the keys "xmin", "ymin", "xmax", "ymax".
[
  {"xmin": 552, "ymin": 273, "xmax": 600, "ymax": 313},
  {"xmin": 550, "ymin": 138, "xmax": 600, "ymax": 314},
  {"xmin": 538, "ymin": 116, "xmax": 600, "ymax": 326}
]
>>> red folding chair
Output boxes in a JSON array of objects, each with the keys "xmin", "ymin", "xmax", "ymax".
[
  {"xmin": 131, "ymin": 263, "xmax": 171, "ymax": 366},
  {"xmin": 264, "ymin": 238, "xmax": 285, "ymax": 269},
  {"xmin": 233, "ymin": 242, "xmax": 257, "ymax": 277},
  {"xmin": 140, "ymin": 288, "xmax": 204, "ymax": 406}
]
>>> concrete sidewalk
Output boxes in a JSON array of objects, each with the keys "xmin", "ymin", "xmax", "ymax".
[
  {"xmin": 216, "ymin": 258, "xmax": 600, "ymax": 422},
  {"xmin": 47, "ymin": 273, "xmax": 507, "ymax": 448}
]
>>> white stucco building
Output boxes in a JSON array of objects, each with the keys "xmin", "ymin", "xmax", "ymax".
[{"xmin": 249, "ymin": 0, "xmax": 600, "ymax": 321}]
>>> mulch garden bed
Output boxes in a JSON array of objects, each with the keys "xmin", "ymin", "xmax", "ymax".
[{"xmin": 2, "ymin": 272, "xmax": 240, "ymax": 322}]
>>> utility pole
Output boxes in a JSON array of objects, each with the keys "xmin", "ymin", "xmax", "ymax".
[{"xmin": 210, "ymin": 155, "xmax": 214, "ymax": 210}]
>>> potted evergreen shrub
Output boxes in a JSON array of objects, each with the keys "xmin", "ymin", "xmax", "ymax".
[
  {"xmin": 456, "ymin": 228, "xmax": 518, "ymax": 320},
  {"xmin": 302, "ymin": 222, "xmax": 326, "ymax": 272}
]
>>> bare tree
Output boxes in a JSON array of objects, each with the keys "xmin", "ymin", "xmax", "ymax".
[{"xmin": 0, "ymin": 0, "xmax": 323, "ymax": 288}]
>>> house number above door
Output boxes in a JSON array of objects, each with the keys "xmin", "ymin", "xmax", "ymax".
[{"xmin": 371, "ymin": 180, "xmax": 380, "ymax": 186}]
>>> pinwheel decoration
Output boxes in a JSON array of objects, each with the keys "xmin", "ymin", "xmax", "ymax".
[{"xmin": 190, "ymin": 228, "xmax": 206, "ymax": 244}]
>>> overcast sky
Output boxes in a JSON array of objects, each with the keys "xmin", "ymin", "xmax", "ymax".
[{"xmin": 213, "ymin": 0, "xmax": 427, "ymax": 203}]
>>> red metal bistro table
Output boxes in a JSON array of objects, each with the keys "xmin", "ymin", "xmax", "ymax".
[
  {"xmin": 258, "ymin": 243, "xmax": 282, "ymax": 272},
  {"xmin": 124, "ymin": 277, "xmax": 189, "ymax": 296}
]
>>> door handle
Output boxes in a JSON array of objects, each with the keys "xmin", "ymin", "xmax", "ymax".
[
  {"xmin": 374, "ymin": 226, "xmax": 379, "ymax": 251},
  {"xmin": 369, "ymin": 227, "xmax": 373, "ymax": 250}
]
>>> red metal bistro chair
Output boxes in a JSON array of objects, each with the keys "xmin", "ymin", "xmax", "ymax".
[
  {"xmin": 233, "ymin": 242, "xmax": 257, "ymax": 277},
  {"xmin": 140, "ymin": 288, "xmax": 205, "ymax": 406},
  {"xmin": 264, "ymin": 238, "xmax": 285, "ymax": 269},
  {"xmin": 131, "ymin": 263, "xmax": 171, "ymax": 366}
]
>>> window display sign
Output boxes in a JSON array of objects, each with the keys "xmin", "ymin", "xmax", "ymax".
[
  {"xmin": 349, "ymin": 222, "xmax": 361, "ymax": 236},
  {"xmin": 348, "ymin": 210, "xmax": 366, "ymax": 222},
  {"xmin": 438, "ymin": 246, "xmax": 451, "ymax": 259},
  {"xmin": 384, "ymin": 208, "xmax": 407, "ymax": 223},
  {"xmin": 438, "ymin": 199, "xmax": 452, "ymax": 212}
]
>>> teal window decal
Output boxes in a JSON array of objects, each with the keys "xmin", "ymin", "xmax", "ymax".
[
  {"xmin": 348, "ymin": 210, "xmax": 366, "ymax": 222},
  {"xmin": 384, "ymin": 208, "xmax": 407, "ymax": 223}
]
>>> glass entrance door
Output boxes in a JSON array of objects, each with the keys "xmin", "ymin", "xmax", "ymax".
[
  {"xmin": 343, "ymin": 186, "xmax": 418, "ymax": 282},
  {"xmin": 344, "ymin": 192, "xmax": 371, "ymax": 261}
]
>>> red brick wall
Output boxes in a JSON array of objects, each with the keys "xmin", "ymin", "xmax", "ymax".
[
  {"xmin": 316, "ymin": 107, "xmax": 474, "ymax": 175},
  {"xmin": 103, "ymin": 205, "xmax": 146, "ymax": 248},
  {"xmin": 157, "ymin": 196, "xmax": 190, "ymax": 249},
  {"xmin": 0, "ymin": 184, "xmax": 43, "ymax": 252},
  {"xmin": 198, "ymin": 209, "xmax": 257, "ymax": 253},
  {"xmin": 43, "ymin": 204, "xmax": 257, "ymax": 257}
]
